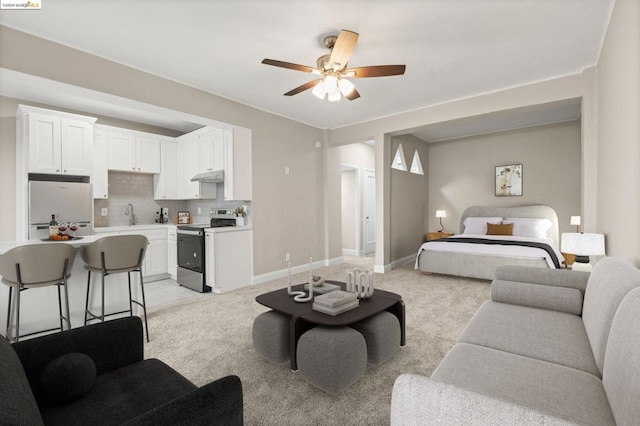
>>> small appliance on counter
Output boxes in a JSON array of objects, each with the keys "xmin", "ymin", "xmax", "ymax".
[{"xmin": 176, "ymin": 209, "xmax": 236, "ymax": 293}]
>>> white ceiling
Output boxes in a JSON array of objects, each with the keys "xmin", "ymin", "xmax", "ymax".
[{"xmin": 0, "ymin": 0, "xmax": 613, "ymax": 131}]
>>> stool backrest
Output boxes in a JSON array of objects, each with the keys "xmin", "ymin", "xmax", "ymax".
[
  {"xmin": 0, "ymin": 244, "xmax": 77, "ymax": 285},
  {"xmin": 81, "ymin": 235, "xmax": 148, "ymax": 271}
]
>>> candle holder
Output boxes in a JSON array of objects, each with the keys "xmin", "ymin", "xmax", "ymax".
[{"xmin": 286, "ymin": 257, "xmax": 314, "ymax": 303}]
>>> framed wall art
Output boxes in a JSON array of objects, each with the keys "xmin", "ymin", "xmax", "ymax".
[{"xmin": 495, "ymin": 164, "xmax": 522, "ymax": 197}]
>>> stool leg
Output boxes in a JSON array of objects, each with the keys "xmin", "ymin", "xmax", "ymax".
[
  {"xmin": 63, "ymin": 277, "xmax": 71, "ymax": 330},
  {"xmin": 127, "ymin": 272, "xmax": 133, "ymax": 316},
  {"xmin": 14, "ymin": 285, "xmax": 21, "ymax": 343},
  {"xmin": 5, "ymin": 286, "xmax": 12, "ymax": 340},
  {"xmin": 139, "ymin": 268, "xmax": 149, "ymax": 342},
  {"xmin": 84, "ymin": 270, "xmax": 91, "ymax": 326},
  {"xmin": 57, "ymin": 284, "xmax": 64, "ymax": 332},
  {"xmin": 101, "ymin": 271, "xmax": 106, "ymax": 322}
]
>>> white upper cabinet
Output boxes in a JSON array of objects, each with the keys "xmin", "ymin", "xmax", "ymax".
[
  {"xmin": 154, "ymin": 139, "xmax": 178, "ymax": 200},
  {"xmin": 198, "ymin": 127, "xmax": 225, "ymax": 173},
  {"xmin": 92, "ymin": 128, "xmax": 108, "ymax": 199},
  {"xmin": 19, "ymin": 107, "xmax": 95, "ymax": 176},
  {"xmin": 136, "ymin": 136, "xmax": 161, "ymax": 173},
  {"xmin": 107, "ymin": 128, "xmax": 160, "ymax": 173}
]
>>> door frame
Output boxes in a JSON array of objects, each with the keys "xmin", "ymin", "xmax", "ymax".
[
  {"xmin": 363, "ymin": 168, "xmax": 376, "ymax": 256},
  {"xmin": 341, "ymin": 164, "xmax": 361, "ymax": 256}
]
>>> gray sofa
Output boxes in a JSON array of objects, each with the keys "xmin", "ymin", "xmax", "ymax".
[{"xmin": 391, "ymin": 257, "xmax": 640, "ymax": 425}]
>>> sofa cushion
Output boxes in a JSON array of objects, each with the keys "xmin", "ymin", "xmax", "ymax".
[
  {"xmin": 39, "ymin": 352, "xmax": 97, "ymax": 405},
  {"xmin": 0, "ymin": 338, "xmax": 44, "ymax": 426},
  {"xmin": 582, "ymin": 257, "xmax": 640, "ymax": 374},
  {"xmin": 460, "ymin": 301, "xmax": 600, "ymax": 377},
  {"xmin": 602, "ymin": 287, "xmax": 640, "ymax": 426},
  {"xmin": 432, "ymin": 343, "xmax": 615, "ymax": 426},
  {"xmin": 40, "ymin": 358, "xmax": 197, "ymax": 426}
]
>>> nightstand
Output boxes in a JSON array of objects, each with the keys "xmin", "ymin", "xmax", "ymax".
[
  {"xmin": 561, "ymin": 252, "xmax": 576, "ymax": 269},
  {"xmin": 427, "ymin": 231, "xmax": 453, "ymax": 241}
]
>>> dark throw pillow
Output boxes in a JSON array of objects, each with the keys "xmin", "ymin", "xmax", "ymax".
[
  {"xmin": 486, "ymin": 222, "xmax": 514, "ymax": 236},
  {"xmin": 39, "ymin": 353, "xmax": 97, "ymax": 405}
]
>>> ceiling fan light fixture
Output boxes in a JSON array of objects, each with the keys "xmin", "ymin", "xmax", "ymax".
[
  {"xmin": 328, "ymin": 91, "xmax": 341, "ymax": 102},
  {"xmin": 338, "ymin": 78, "xmax": 355, "ymax": 96},
  {"xmin": 312, "ymin": 82, "xmax": 326, "ymax": 99},
  {"xmin": 324, "ymin": 75, "xmax": 339, "ymax": 94}
]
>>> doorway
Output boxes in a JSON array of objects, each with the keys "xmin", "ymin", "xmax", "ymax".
[{"xmin": 339, "ymin": 141, "xmax": 376, "ymax": 258}]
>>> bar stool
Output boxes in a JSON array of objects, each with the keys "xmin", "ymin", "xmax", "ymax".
[
  {"xmin": 0, "ymin": 244, "xmax": 76, "ymax": 343},
  {"xmin": 80, "ymin": 235, "xmax": 150, "ymax": 342}
]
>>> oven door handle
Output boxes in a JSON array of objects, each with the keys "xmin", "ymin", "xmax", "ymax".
[{"xmin": 177, "ymin": 229, "xmax": 203, "ymax": 236}]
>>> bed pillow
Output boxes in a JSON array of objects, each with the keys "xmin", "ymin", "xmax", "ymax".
[
  {"xmin": 463, "ymin": 217, "xmax": 503, "ymax": 235},
  {"xmin": 503, "ymin": 218, "xmax": 553, "ymax": 239},
  {"xmin": 486, "ymin": 222, "xmax": 514, "ymax": 236}
]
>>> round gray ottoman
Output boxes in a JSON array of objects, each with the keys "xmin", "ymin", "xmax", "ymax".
[
  {"xmin": 252, "ymin": 310, "xmax": 290, "ymax": 364},
  {"xmin": 351, "ymin": 311, "xmax": 400, "ymax": 365},
  {"xmin": 297, "ymin": 326, "xmax": 367, "ymax": 394}
]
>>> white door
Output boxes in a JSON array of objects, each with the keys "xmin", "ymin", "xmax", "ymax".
[
  {"xmin": 61, "ymin": 119, "xmax": 93, "ymax": 176},
  {"xmin": 363, "ymin": 170, "xmax": 376, "ymax": 254},
  {"xmin": 28, "ymin": 113, "xmax": 61, "ymax": 174},
  {"xmin": 136, "ymin": 136, "xmax": 160, "ymax": 173},
  {"xmin": 107, "ymin": 131, "xmax": 136, "ymax": 172}
]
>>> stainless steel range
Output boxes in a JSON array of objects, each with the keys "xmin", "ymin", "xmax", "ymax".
[{"xmin": 177, "ymin": 209, "xmax": 236, "ymax": 292}]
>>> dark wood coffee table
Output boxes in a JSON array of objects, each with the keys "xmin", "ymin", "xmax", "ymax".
[{"xmin": 255, "ymin": 280, "xmax": 405, "ymax": 370}]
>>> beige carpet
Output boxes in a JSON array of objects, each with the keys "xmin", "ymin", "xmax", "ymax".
[{"xmin": 145, "ymin": 259, "xmax": 490, "ymax": 426}]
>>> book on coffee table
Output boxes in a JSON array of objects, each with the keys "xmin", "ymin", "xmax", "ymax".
[
  {"xmin": 304, "ymin": 282, "xmax": 340, "ymax": 294},
  {"xmin": 313, "ymin": 290, "xmax": 357, "ymax": 308},
  {"xmin": 312, "ymin": 299, "xmax": 359, "ymax": 316}
]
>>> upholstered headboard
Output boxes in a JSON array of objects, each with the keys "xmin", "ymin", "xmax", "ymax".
[{"xmin": 459, "ymin": 205, "xmax": 560, "ymax": 247}]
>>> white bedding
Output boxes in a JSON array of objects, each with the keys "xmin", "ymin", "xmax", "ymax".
[{"xmin": 415, "ymin": 234, "xmax": 565, "ymax": 269}]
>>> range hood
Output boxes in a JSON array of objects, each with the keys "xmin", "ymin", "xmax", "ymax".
[{"xmin": 191, "ymin": 170, "xmax": 224, "ymax": 183}]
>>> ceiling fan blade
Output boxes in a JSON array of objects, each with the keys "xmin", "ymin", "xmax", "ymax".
[
  {"xmin": 262, "ymin": 59, "xmax": 318, "ymax": 73},
  {"xmin": 329, "ymin": 30, "xmax": 359, "ymax": 70},
  {"xmin": 345, "ymin": 88, "xmax": 361, "ymax": 101},
  {"xmin": 345, "ymin": 65, "xmax": 406, "ymax": 78},
  {"xmin": 283, "ymin": 79, "xmax": 323, "ymax": 96}
]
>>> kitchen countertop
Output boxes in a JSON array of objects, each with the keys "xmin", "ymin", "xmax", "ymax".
[
  {"xmin": 0, "ymin": 224, "xmax": 252, "ymax": 255},
  {"xmin": 0, "ymin": 235, "xmax": 103, "ymax": 256}
]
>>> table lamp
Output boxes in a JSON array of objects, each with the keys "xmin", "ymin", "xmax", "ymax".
[
  {"xmin": 561, "ymin": 232, "xmax": 605, "ymax": 272},
  {"xmin": 436, "ymin": 210, "xmax": 446, "ymax": 232},
  {"xmin": 570, "ymin": 216, "xmax": 581, "ymax": 233}
]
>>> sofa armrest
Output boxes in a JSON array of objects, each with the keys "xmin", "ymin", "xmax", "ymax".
[
  {"xmin": 491, "ymin": 280, "xmax": 584, "ymax": 315},
  {"xmin": 13, "ymin": 317, "xmax": 143, "ymax": 390},
  {"xmin": 123, "ymin": 375, "xmax": 243, "ymax": 426},
  {"xmin": 495, "ymin": 265, "xmax": 590, "ymax": 292},
  {"xmin": 391, "ymin": 374, "xmax": 575, "ymax": 425}
]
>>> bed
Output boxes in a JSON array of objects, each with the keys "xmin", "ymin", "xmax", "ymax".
[{"xmin": 415, "ymin": 205, "xmax": 565, "ymax": 280}]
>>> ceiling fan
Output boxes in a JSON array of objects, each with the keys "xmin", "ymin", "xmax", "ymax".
[{"xmin": 261, "ymin": 29, "xmax": 406, "ymax": 102}]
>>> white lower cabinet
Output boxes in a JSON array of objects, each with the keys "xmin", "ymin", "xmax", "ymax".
[
  {"xmin": 205, "ymin": 228, "xmax": 253, "ymax": 293},
  {"xmin": 94, "ymin": 227, "xmax": 168, "ymax": 279},
  {"xmin": 167, "ymin": 227, "xmax": 177, "ymax": 280}
]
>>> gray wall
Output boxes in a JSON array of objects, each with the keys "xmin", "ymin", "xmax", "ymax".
[
  {"xmin": 595, "ymin": 0, "xmax": 640, "ymax": 265},
  {"xmin": 390, "ymin": 134, "xmax": 429, "ymax": 262},
  {"xmin": 428, "ymin": 121, "xmax": 581, "ymax": 236}
]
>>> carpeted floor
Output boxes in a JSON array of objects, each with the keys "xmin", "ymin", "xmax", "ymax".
[{"xmin": 145, "ymin": 259, "xmax": 490, "ymax": 426}]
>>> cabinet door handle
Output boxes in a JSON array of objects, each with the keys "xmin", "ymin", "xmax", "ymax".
[
  {"xmin": 132, "ymin": 167, "xmax": 136, "ymax": 170},
  {"xmin": 56, "ymin": 169, "xmax": 60, "ymax": 172},
  {"xmin": 138, "ymin": 168, "xmax": 141, "ymax": 171}
]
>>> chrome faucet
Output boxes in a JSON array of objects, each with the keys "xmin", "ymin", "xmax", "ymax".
[{"xmin": 125, "ymin": 203, "xmax": 137, "ymax": 225}]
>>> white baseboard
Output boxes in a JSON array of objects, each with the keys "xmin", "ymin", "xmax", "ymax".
[
  {"xmin": 253, "ymin": 258, "xmax": 336, "ymax": 285},
  {"xmin": 342, "ymin": 248, "xmax": 358, "ymax": 256},
  {"xmin": 374, "ymin": 264, "xmax": 390, "ymax": 274}
]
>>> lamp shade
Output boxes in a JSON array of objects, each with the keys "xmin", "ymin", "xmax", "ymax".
[
  {"xmin": 435, "ymin": 210, "xmax": 446, "ymax": 218},
  {"xmin": 570, "ymin": 216, "xmax": 581, "ymax": 226},
  {"xmin": 561, "ymin": 233, "xmax": 605, "ymax": 256}
]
